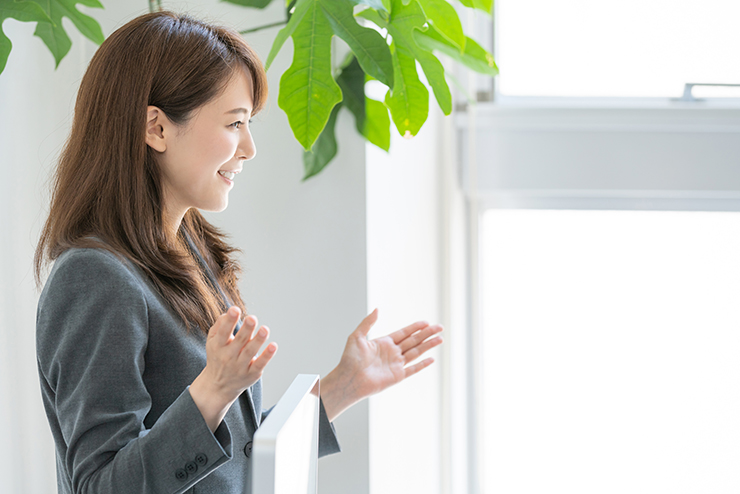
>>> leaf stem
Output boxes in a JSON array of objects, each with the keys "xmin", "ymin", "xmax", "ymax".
[{"xmin": 239, "ymin": 20, "xmax": 288, "ymax": 35}]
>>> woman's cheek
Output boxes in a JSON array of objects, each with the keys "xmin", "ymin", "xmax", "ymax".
[{"xmin": 214, "ymin": 134, "xmax": 239, "ymax": 161}]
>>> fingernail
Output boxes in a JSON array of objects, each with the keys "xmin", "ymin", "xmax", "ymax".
[
  {"xmin": 229, "ymin": 306, "xmax": 240, "ymax": 318},
  {"xmin": 258, "ymin": 328, "xmax": 267, "ymax": 337}
]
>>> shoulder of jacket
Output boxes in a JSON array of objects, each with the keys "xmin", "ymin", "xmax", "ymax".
[{"xmin": 44, "ymin": 247, "xmax": 147, "ymax": 299}]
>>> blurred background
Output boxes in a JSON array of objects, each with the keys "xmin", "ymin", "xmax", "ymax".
[{"xmin": 2, "ymin": 1, "xmax": 740, "ymax": 493}]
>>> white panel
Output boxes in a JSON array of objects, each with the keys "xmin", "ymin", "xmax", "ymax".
[
  {"xmin": 496, "ymin": 0, "xmax": 740, "ymax": 97},
  {"xmin": 459, "ymin": 106, "xmax": 740, "ymax": 210},
  {"xmin": 366, "ymin": 109, "xmax": 443, "ymax": 494},
  {"xmin": 481, "ymin": 209, "xmax": 740, "ymax": 494}
]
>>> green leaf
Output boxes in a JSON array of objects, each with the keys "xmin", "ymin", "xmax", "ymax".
[
  {"xmin": 348, "ymin": 0, "xmax": 388, "ymax": 13},
  {"xmin": 355, "ymin": 6, "xmax": 386, "ymax": 28},
  {"xmin": 336, "ymin": 54, "xmax": 366, "ymax": 134},
  {"xmin": 365, "ymin": 96, "xmax": 390, "ymax": 151},
  {"xmin": 0, "ymin": 0, "xmax": 53, "ymax": 75},
  {"xmin": 417, "ymin": 0, "xmax": 464, "ymax": 52},
  {"xmin": 320, "ymin": 0, "xmax": 393, "ymax": 87},
  {"xmin": 303, "ymin": 101, "xmax": 342, "ymax": 180},
  {"xmin": 456, "ymin": 0, "xmax": 492, "ymax": 14},
  {"xmin": 27, "ymin": 0, "xmax": 104, "ymax": 68},
  {"xmin": 277, "ymin": 0, "xmax": 342, "ymax": 149},
  {"xmin": 221, "ymin": 0, "xmax": 274, "ymax": 8},
  {"xmin": 335, "ymin": 53, "xmax": 390, "ymax": 151},
  {"xmin": 386, "ymin": 0, "xmax": 451, "ymax": 115},
  {"xmin": 265, "ymin": 0, "xmax": 312, "ymax": 69},
  {"xmin": 384, "ymin": 43, "xmax": 428, "ymax": 138},
  {"xmin": 414, "ymin": 26, "xmax": 497, "ymax": 76}
]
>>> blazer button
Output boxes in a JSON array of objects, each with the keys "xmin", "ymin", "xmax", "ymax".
[
  {"xmin": 244, "ymin": 441, "xmax": 253, "ymax": 458},
  {"xmin": 195, "ymin": 453, "xmax": 208, "ymax": 467},
  {"xmin": 185, "ymin": 461, "xmax": 198, "ymax": 475},
  {"xmin": 175, "ymin": 468, "xmax": 188, "ymax": 482}
]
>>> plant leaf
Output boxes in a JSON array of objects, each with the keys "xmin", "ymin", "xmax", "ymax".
[
  {"xmin": 336, "ymin": 54, "xmax": 365, "ymax": 134},
  {"xmin": 221, "ymin": 0, "xmax": 274, "ymax": 8},
  {"xmin": 277, "ymin": 0, "xmax": 342, "ymax": 150},
  {"xmin": 303, "ymin": 102, "xmax": 341, "ymax": 180},
  {"xmin": 265, "ymin": 0, "xmax": 312, "ymax": 69},
  {"xmin": 355, "ymin": 7, "xmax": 386, "ymax": 28},
  {"xmin": 348, "ymin": 0, "xmax": 388, "ymax": 13},
  {"xmin": 386, "ymin": 0, "xmax": 451, "ymax": 115},
  {"xmin": 27, "ymin": 0, "xmax": 104, "ymax": 68},
  {"xmin": 456, "ymin": 0, "xmax": 492, "ymax": 14},
  {"xmin": 0, "ymin": 0, "xmax": 53, "ymax": 75},
  {"xmin": 320, "ymin": 0, "xmax": 393, "ymax": 87},
  {"xmin": 365, "ymin": 96, "xmax": 390, "ymax": 150},
  {"xmin": 414, "ymin": 26, "xmax": 497, "ymax": 76},
  {"xmin": 384, "ymin": 42, "xmax": 428, "ymax": 138},
  {"xmin": 417, "ymin": 0, "xmax": 464, "ymax": 52},
  {"xmin": 335, "ymin": 54, "xmax": 390, "ymax": 151}
]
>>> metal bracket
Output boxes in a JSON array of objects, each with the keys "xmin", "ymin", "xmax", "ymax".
[{"xmin": 675, "ymin": 83, "xmax": 740, "ymax": 102}]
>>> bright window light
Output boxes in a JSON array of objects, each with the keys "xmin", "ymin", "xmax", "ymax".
[
  {"xmin": 496, "ymin": 0, "xmax": 740, "ymax": 98},
  {"xmin": 482, "ymin": 209, "xmax": 740, "ymax": 493}
]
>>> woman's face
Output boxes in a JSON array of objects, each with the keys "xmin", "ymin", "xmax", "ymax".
[{"xmin": 147, "ymin": 68, "xmax": 256, "ymax": 232}]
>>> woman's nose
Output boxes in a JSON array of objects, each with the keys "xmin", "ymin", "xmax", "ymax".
[{"xmin": 237, "ymin": 130, "xmax": 256, "ymax": 161}]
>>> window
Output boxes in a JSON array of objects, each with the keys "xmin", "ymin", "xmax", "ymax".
[
  {"xmin": 495, "ymin": 0, "xmax": 740, "ymax": 98},
  {"xmin": 481, "ymin": 209, "xmax": 740, "ymax": 492}
]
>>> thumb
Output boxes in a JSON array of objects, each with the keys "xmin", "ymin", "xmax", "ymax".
[{"xmin": 355, "ymin": 308, "xmax": 379, "ymax": 337}]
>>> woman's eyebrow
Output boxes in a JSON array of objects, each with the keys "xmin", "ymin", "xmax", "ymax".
[{"xmin": 225, "ymin": 108, "xmax": 251, "ymax": 115}]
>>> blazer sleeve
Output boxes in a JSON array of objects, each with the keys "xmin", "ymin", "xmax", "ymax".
[
  {"xmin": 36, "ymin": 249, "xmax": 232, "ymax": 494},
  {"xmin": 317, "ymin": 398, "xmax": 341, "ymax": 457}
]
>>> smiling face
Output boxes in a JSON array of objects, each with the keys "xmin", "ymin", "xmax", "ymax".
[{"xmin": 145, "ymin": 67, "xmax": 256, "ymax": 235}]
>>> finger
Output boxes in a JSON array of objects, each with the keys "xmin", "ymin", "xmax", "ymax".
[
  {"xmin": 399, "ymin": 324, "xmax": 443, "ymax": 353},
  {"xmin": 210, "ymin": 306, "xmax": 241, "ymax": 346},
  {"xmin": 238, "ymin": 325, "xmax": 270, "ymax": 361},
  {"xmin": 389, "ymin": 320, "xmax": 430, "ymax": 345},
  {"xmin": 231, "ymin": 319, "xmax": 262, "ymax": 361},
  {"xmin": 354, "ymin": 308, "xmax": 379, "ymax": 337},
  {"xmin": 234, "ymin": 314, "xmax": 258, "ymax": 346},
  {"xmin": 403, "ymin": 336, "xmax": 443, "ymax": 364},
  {"xmin": 403, "ymin": 357, "xmax": 435, "ymax": 380},
  {"xmin": 248, "ymin": 341, "xmax": 278, "ymax": 373}
]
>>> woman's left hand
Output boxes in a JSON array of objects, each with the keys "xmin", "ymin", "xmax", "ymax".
[{"xmin": 320, "ymin": 309, "xmax": 443, "ymax": 422}]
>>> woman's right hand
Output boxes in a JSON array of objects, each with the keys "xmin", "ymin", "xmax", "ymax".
[{"xmin": 190, "ymin": 306, "xmax": 277, "ymax": 431}]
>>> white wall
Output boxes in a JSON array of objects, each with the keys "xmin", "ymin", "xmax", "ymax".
[
  {"xmin": 0, "ymin": 2, "xmax": 446, "ymax": 493},
  {"xmin": 366, "ymin": 109, "xmax": 444, "ymax": 494}
]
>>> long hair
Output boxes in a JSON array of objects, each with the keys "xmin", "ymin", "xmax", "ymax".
[{"xmin": 34, "ymin": 11, "xmax": 268, "ymax": 333}]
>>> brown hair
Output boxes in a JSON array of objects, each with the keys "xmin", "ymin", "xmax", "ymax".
[{"xmin": 34, "ymin": 11, "xmax": 268, "ymax": 332}]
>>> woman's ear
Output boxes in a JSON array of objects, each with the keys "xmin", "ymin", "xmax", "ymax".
[{"xmin": 145, "ymin": 106, "xmax": 170, "ymax": 153}]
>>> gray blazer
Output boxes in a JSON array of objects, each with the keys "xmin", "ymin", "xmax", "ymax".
[{"xmin": 36, "ymin": 247, "xmax": 341, "ymax": 494}]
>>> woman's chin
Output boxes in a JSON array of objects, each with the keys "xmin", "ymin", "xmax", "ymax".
[{"xmin": 201, "ymin": 199, "xmax": 229, "ymax": 213}]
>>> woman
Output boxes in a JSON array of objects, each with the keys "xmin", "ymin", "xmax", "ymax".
[{"xmin": 34, "ymin": 10, "xmax": 443, "ymax": 494}]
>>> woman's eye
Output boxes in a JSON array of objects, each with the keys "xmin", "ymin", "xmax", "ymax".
[{"xmin": 229, "ymin": 119, "xmax": 253, "ymax": 129}]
